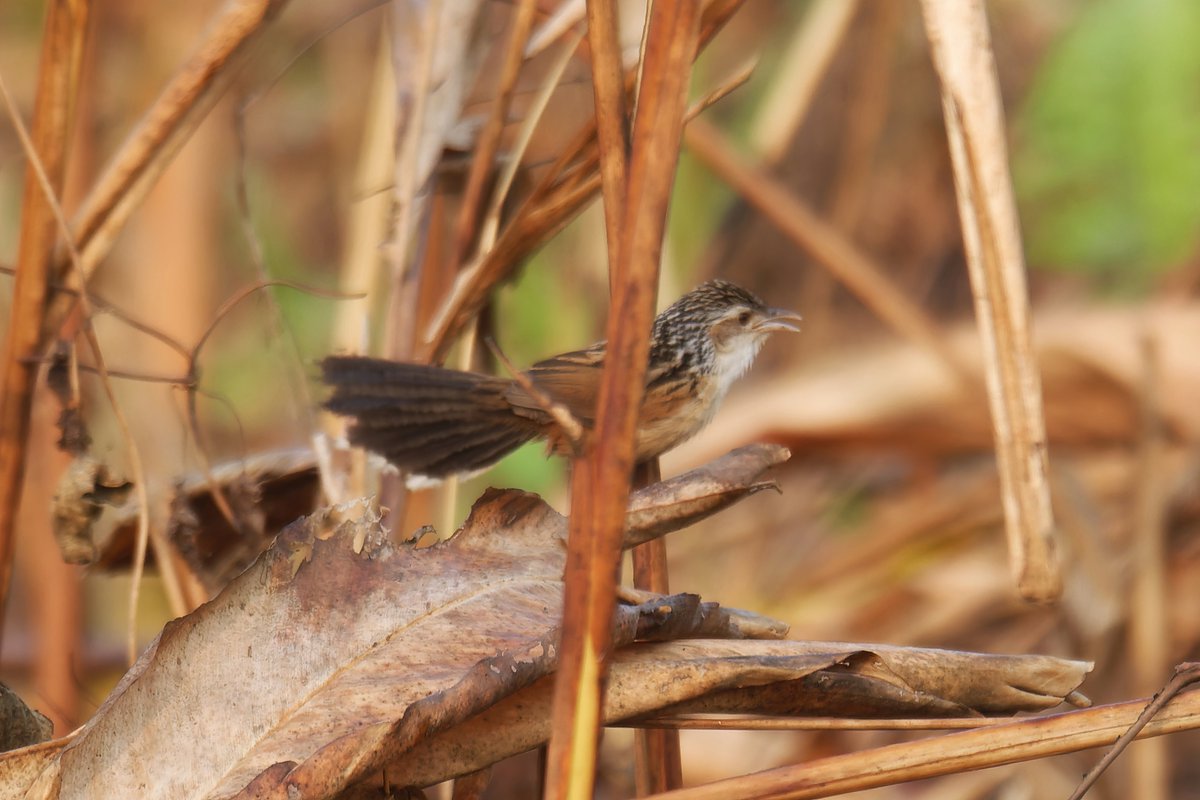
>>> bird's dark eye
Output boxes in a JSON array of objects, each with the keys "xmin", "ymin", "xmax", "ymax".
[{"xmin": 737, "ymin": 310, "xmax": 752, "ymax": 326}]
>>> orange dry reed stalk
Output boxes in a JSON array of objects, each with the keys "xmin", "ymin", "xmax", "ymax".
[
  {"xmin": 0, "ymin": 0, "xmax": 88, "ymax": 641},
  {"xmin": 544, "ymin": 1, "xmax": 703, "ymax": 797}
]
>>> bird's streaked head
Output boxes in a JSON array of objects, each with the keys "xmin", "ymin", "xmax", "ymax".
[{"xmin": 653, "ymin": 279, "xmax": 802, "ymax": 395}]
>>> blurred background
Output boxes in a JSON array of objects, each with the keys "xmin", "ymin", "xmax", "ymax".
[{"xmin": 1, "ymin": 0, "xmax": 1199, "ymax": 797}]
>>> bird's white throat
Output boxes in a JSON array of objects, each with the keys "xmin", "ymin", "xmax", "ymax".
[{"xmin": 711, "ymin": 335, "xmax": 766, "ymax": 401}]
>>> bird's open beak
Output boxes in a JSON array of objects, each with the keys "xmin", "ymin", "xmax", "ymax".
[{"xmin": 755, "ymin": 307, "xmax": 803, "ymax": 333}]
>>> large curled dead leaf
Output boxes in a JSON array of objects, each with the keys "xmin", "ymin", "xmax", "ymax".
[
  {"xmin": 386, "ymin": 639, "xmax": 1091, "ymax": 788},
  {"xmin": 0, "ymin": 445, "xmax": 1091, "ymax": 797},
  {"xmin": 7, "ymin": 445, "xmax": 789, "ymax": 800}
]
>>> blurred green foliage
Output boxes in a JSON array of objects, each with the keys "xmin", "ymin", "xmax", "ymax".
[
  {"xmin": 200, "ymin": 170, "xmax": 331, "ymax": 444},
  {"xmin": 1014, "ymin": 0, "xmax": 1200, "ymax": 291}
]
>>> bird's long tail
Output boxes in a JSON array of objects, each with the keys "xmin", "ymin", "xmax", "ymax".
[{"xmin": 321, "ymin": 356, "xmax": 538, "ymax": 484}]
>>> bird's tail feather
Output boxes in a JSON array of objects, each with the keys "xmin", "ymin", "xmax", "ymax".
[{"xmin": 321, "ymin": 356, "xmax": 537, "ymax": 483}]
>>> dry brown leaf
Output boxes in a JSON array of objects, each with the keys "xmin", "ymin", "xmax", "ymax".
[
  {"xmin": 10, "ymin": 446, "xmax": 784, "ymax": 800},
  {"xmin": 50, "ymin": 456, "xmax": 131, "ymax": 565},
  {"xmin": 0, "ymin": 684, "xmax": 52, "ymax": 752},
  {"xmin": 0, "ymin": 740, "xmax": 64, "ymax": 797},
  {"xmin": 626, "ymin": 445, "xmax": 787, "ymax": 548},
  {"xmin": 384, "ymin": 639, "xmax": 1090, "ymax": 788},
  {"xmin": 656, "ymin": 640, "xmax": 1092, "ymax": 718},
  {"xmin": 93, "ymin": 448, "xmax": 319, "ymax": 588},
  {"xmin": 390, "ymin": 644, "xmax": 853, "ymax": 788}
]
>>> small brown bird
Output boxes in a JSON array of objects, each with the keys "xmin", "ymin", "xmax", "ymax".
[{"xmin": 322, "ymin": 280, "xmax": 801, "ymax": 486}]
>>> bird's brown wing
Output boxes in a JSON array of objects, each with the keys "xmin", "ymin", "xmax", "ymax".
[
  {"xmin": 506, "ymin": 344, "xmax": 605, "ymax": 428},
  {"xmin": 505, "ymin": 342, "xmax": 675, "ymax": 429}
]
